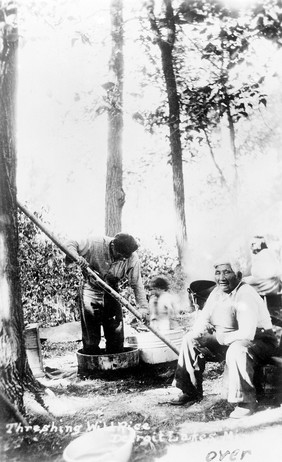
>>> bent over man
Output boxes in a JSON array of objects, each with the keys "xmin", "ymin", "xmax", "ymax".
[
  {"xmin": 66, "ymin": 233, "xmax": 148, "ymax": 355},
  {"xmin": 170, "ymin": 258, "xmax": 278, "ymax": 418}
]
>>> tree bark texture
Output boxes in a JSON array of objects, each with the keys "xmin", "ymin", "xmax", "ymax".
[
  {"xmin": 0, "ymin": 9, "xmax": 26, "ymax": 411},
  {"xmin": 105, "ymin": 0, "xmax": 125, "ymax": 236},
  {"xmin": 148, "ymin": 0, "xmax": 187, "ymax": 262},
  {"xmin": 0, "ymin": 5, "xmax": 43, "ymax": 416}
]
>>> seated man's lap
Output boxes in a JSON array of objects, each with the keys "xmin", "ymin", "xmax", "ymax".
[{"xmin": 193, "ymin": 333, "xmax": 227, "ymax": 362}]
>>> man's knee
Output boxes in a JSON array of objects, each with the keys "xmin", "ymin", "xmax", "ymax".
[
  {"xmin": 180, "ymin": 331, "xmax": 194, "ymax": 347},
  {"xmin": 226, "ymin": 340, "xmax": 250, "ymax": 363}
]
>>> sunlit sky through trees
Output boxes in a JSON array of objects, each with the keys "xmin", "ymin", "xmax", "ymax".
[{"xmin": 16, "ymin": 0, "xmax": 282, "ymax": 280}]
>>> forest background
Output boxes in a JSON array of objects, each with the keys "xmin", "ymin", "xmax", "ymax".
[{"xmin": 15, "ymin": 0, "xmax": 282, "ymax": 327}]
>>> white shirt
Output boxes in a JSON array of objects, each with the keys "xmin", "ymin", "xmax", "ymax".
[
  {"xmin": 251, "ymin": 248, "xmax": 281, "ymax": 279},
  {"xmin": 191, "ymin": 282, "xmax": 273, "ymax": 346}
]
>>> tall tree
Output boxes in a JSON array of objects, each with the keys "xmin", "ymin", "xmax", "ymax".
[
  {"xmin": 147, "ymin": 0, "xmax": 187, "ymax": 263},
  {"xmin": 105, "ymin": 0, "xmax": 125, "ymax": 236},
  {"xmin": 0, "ymin": 1, "xmax": 44, "ymax": 420}
]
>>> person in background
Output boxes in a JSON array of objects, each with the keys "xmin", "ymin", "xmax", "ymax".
[
  {"xmin": 243, "ymin": 235, "xmax": 281, "ymax": 296},
  {"xmin": 66, "ymin": 233, "xmax": 149, "ymax": 355},
  {"xmin": 169, "ymin": 257, "xmax": 277, "ymax": 418},
  {"xmin": 149, "ymin": 275, "xmax": 178, "ymax": 332}
]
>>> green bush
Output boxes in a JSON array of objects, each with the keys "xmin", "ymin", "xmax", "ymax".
[{"xmin": 18, "ymin": 210, "xmax": 82, "ymax": 328}]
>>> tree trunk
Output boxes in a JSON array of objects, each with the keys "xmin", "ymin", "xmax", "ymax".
[
  {"xmin": 148, "ymin": 0, "xmax": 187, "ymax": 263},
  {"xmin": 0, "ymin": 5, "xmax": 26, "ymax": 413},
  {"xmin": 105, "ymin": 0, "xmax": 125, "ymax": 236},
  {"xmin": 0, "ymin": 3, "xmax": 43, "ymax": 419},
  {"xmin": 161, "ymin": 41, "xmax": 187, "ymax": 261}
]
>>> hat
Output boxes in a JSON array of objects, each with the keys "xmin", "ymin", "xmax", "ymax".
[
  {"xmin": 189, "ymin": 280, "xmax": 216, "ymax": 300},
  {"xmin": 112, "ymin": 233, "xmax": 138, "ymax": 258}
]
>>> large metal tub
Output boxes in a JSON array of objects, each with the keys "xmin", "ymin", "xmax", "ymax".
[{"xmin": 76, "ymin": 347, "xmax": 139, "ymax": 374}]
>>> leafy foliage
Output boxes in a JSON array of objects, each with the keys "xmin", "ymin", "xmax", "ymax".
[
  {"xmin": 139, "ymin": 236, "xmax": 184, "ymax": 293},
  {"xmin": 18, "ymin": 210, "xmax": 82, "ymax": 328},
  {"xmin": 253, "ymin": 0, "xmax": 282, "ymax": 46},
  {"xmin": 180, "ymin": 78, "xmax": 266, "ymax": 140}
]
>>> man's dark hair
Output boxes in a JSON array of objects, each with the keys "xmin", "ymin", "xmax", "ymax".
[{"xmin": 112, "ymin": 233, "xmax": 138, "ymax": 258}]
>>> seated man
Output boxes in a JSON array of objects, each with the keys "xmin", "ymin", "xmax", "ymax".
[{"xmin": 170, "ymin": 258, "xmax": 278, "ymax": 418}]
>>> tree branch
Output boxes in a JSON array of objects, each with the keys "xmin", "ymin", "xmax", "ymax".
[
  {"xmin": 146, "ymin": 0, "xmax": 162, "ymax": 43},
  {"xmin": 203, "ymin": 127, "xmax": 230, "ymax": 190}
]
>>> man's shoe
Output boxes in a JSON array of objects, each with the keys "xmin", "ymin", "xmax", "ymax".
[
  {"xmin": 169, "ymin": 393, "xmax": 201, "ymax": 406},
  {"xmin": 229, "ymin": 403, "xmax": 257, "ymax": 419}
]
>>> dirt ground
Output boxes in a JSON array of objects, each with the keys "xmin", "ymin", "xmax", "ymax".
[{"xmin": 1, "ymin": 326, "xmax": 282, "ymax": 462}]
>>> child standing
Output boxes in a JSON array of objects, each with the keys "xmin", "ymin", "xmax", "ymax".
[{"xmin": 149, "ymin": 276, "xmax": 178, "ymax": 331}]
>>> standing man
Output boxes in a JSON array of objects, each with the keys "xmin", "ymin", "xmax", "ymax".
[
  {"xmin": 66, "ymin": 233, "xmax": 149, "ymax": 355},
  {"xmin": 170, "ymin": 258, "xmax": 278, "ymax": 418}
]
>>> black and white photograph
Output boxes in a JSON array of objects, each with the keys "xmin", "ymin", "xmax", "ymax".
[{"xmin": 1, "ymin": 0, "xmax": 282, "ymax": 461}]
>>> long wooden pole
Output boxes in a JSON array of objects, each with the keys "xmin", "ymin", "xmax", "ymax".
[{"xmin": 17, "ymin": 201, "xmax": 180, "ymax": 356}]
